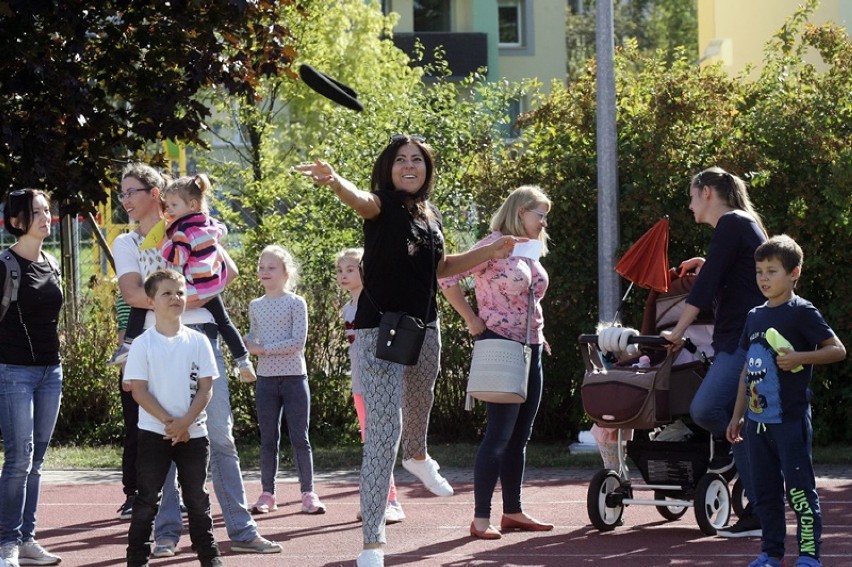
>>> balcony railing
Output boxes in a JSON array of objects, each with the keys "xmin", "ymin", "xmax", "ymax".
[{"xmin": 391, "ymin": 32, "xmax": 488, "ymax": 79}]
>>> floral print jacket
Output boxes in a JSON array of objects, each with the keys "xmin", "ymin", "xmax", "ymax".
[{"xmin": 439, "ymin": 231, "xmax": 548, "ymax": 345}]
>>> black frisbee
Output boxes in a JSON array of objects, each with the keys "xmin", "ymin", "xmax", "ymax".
[{"xmin": 299, "ymin": 64, "xmax": 364, "ymax": 112}]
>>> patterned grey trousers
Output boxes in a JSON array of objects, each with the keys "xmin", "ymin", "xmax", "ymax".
[{"xmin": 355, "ymin": 326, "xmax": 441, "ymax": 545}]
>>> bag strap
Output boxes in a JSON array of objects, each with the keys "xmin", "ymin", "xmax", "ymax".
[{"xmin": 523, "ymin": 259, "xmax": 535, "ymax": 348}]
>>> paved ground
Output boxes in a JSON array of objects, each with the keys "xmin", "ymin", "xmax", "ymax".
[{"xmin": 32, "ymin": 466, "xmax": 852, "ymax": 566}]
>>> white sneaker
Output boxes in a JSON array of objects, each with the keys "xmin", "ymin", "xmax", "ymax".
[
  {"xmin": 17, "ymin": 540, "xmax": 60, "ymax": 566},
  {"xmin": 0, "ymin": 542, "xmax": 18, "ymax": 567},
  {"xmin": 151, "ymin": 540, "xmax": 176, "ymax": 558},
  {"xmin": 356, "ymin": 548, "xmax": 384, "ymax": 567},
  {"xmin": 385, "ymin": 501, "xmax": 406, "ymax": 524},
  {"xmin": 229, "ymin": 536, "xmax": 282, "ymax": 554},
  {"xmin": 106, "ymin": 344, "xmax": 130, "ymax": 366},
  {"xmin": 237, "ymin": 357, "xmax": 257, "ymax": 383},
  {"xmin": 402, "ymin": 457, "xmax": 453, "ymax": 497}
]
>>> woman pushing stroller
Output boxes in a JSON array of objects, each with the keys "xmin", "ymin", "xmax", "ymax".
[{"xmin": 661, "ymin": 166, "xmax": 767, "ymax": 537}]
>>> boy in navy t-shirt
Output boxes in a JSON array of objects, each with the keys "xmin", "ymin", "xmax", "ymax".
[{"xmin": 727, "ymin": 235, "xmax": 846, "ymax": 567}]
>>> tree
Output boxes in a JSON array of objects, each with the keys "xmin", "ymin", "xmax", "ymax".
[
  {"xmin": 480, "ymin": 1, "xmax": 852, "ymax": 443},
  {"xmin": 0, "ymin": 0, "xmax": 302, "ymax": 211},
  {"xmin": 194, "ymin": 0, "xmax": 538, "ymax": 441},
  {"xmin": 566, "ymin": 0, "xmax": 698, "ymax": 79}
]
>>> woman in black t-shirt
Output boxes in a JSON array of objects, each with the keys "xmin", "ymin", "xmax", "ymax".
[
  {"xmin": 297, "ymin": 136, "xmax": 519, "ymax": 567},
  {"xmin": 0, "ymin": 189, "xmax": 64, "ymax": 566}
]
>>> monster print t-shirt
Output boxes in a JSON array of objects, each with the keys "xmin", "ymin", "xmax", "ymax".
[{"xmin": 739, "ymin": 295, "xmax": 835, "ymax": 423}]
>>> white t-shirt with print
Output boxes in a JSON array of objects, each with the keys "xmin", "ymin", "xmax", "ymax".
[
  {"xmin": 123, "ymin": 325, "xmax": 219, "ymax": 438},
  {"xmin": 113, "ymin": 230, "xmax": 214, "ymax": 327}
]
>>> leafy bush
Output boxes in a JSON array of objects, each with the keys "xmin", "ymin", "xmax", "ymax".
[{"xmin": 55, "ymin": 279, "xmax": 123, "ymax": 444}]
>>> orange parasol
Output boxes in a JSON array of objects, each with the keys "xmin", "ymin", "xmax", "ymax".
[{"xmin": 615, "ymin": 217, "xmax": 670, "ymax": 293}]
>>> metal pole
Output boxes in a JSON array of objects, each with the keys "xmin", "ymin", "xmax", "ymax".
[
  {"xmin": 596, "ymin": 0, "xmax": 620, "ymax": 322},
  {"xmin": 59, "ymin": 211, "xmax": 79, "ymax": 325}
]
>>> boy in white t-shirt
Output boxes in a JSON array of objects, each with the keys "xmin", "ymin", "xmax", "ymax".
[{"xmin": 123, "ymin": 269, "xmax": 222, "ymax": 567}]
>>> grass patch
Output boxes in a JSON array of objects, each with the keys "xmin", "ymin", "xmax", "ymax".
[{"xmin": 7, "ymin": 442, "xmax": 851, "ymax": 471}]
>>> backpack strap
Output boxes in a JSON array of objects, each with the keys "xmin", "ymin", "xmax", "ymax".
[
  {"xmin": 0, "ymin": 250, "xmax": 61, "ymax": 323},
  {"xmin": 0, "ymin": 250, "xmax": 21, "ymax": 323}
]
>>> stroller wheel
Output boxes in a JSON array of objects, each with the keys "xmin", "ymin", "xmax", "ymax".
[
  {"xmin": 654, "ymin": 491, "xmax": 688, "ymax": 521},
  {"xmin": 731, "ymin": 477, "xmax": 748, "ymax": 518},
  {"xmin": 694, "ymin": 473, "xmax": 731, "ymax": 535},
  {"xmin": 587, "ymin": 469, "xmax": 625, "ymax": 531}
]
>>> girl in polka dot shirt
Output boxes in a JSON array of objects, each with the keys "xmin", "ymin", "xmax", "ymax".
[{"xmin": 245, "ymin": 245, "xmax": 326, "ymax": 516}]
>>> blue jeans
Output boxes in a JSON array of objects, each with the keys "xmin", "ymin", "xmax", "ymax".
[
  {"xmin": 128, "ymin": 431, "xmax": 219, "ymax": 567},
  {"xmin": 689, "ymin": 349, "xmax": 755, "ymax": 504},
  {"xmin": 256, "ymin": 375, "xmax": 315, "ymax": 495},
  {"xmin": 154, "ymin": 331, "xmax": 258, "ymax": 545},
  {"xmin": 745, "ymin": 413, "xmax": 821, "ymax": 561},
  {"xmin": 472, "ymin": 332, "xmax": 543, "ymax": 519},
  {"xmin": 0, "ymin": 363, "xmax": 62, "ymax": 545}
]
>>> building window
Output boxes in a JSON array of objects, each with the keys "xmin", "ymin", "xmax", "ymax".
[
  {"xmin": 414, "ymin": 0, "xmax": 451, "ymax": 32},
  {"xmin": 497, "ymin": 97, "xmax": 524, "ymax": 139},
  {"xmin": 498, "ymin": 0, "xmax": 524, "ymax": 47},
  {"xmin": 568, "ymin": 0, "xmax": 586, "ymax": 15}
]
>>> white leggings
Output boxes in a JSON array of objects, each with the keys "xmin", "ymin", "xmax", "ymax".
[{"xmin": 354, "ymin": 326, "xmax": 441, "ymax": 545}]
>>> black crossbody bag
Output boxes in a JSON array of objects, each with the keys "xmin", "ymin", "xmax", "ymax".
[{"xmin": 362, "ymin": 222, "xmax": 436, "ymax": 366}]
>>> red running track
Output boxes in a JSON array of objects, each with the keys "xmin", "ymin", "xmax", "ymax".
[{"xmin": 30, "ymin": 469, "xmax": 852, "ymax": 566}]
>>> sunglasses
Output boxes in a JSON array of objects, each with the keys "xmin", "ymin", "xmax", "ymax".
[
  {"xmin": 390, "ymin": 134, "xmax": 426, "ymax": 143},
  {"xmin": 115, "ymin": 187, "xmax": 150, "ymax": 200},
  {"xmin": 7, "ymin": 189, "xmax": 34, "ymax": 201},
  {"xmin": 527, "ymin": 209, "xmax": 548, "ymax": 222}
]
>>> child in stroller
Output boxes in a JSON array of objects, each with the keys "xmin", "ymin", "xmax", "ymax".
[
  {"xmin": 590, "ymin": 271, "xmax": 714, "ymax": 471},
  {"xmin": 580, "ymin": 271, "xmax": 745, "ymax": 535}
]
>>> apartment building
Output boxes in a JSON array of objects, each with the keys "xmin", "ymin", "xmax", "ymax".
[
  {"xmin": 383, "ymin": 0, "xmax": 567, "ymax": 108},
  {"xmin": 698, "ymin": 0, "xmax": 851, "ymax": 78}
]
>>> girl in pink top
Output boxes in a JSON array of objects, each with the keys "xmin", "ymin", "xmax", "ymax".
[
  {"xmin": 440, "ymin": 185, "xmax": 553, "ymax": 540},
  {"xmin": 161, "ymin": 174, "xmax": 255, "ymax": 382}
]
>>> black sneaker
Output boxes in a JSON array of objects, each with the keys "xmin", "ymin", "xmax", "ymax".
[
  {"xmin": 716, "ymin": 512, "xmax": 762, "ymax": 538},
  {"xmin": 117, "ymin": 494, "xmax": 135, "ymax": 520},
  {"xmin": 707, "ymin": 444, "xmax": 735, "ymax": 477}
]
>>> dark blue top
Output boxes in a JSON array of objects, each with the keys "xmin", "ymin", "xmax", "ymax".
[
  {"xmin": 686, "ymin": 210, "xmax": 766, "ymax": 353},
  {"xmin": 739, "ymin": 295, "xmax": 835, "ymax": 422}
]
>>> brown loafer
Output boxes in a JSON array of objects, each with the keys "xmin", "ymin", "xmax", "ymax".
[
  {"xmin": 500, "ymin": 515, "xmax": 554, "ymax": 532},
  {"xmin": 469, "ymin": 521, "xmax": 502, "ymax": 540}
]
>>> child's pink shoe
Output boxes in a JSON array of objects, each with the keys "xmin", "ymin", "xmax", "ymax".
[
  {"xmin": 251, "ymin": 492, "xmax": 277, "ymax": 514},
  {"xmin": 301, "ymin": 491, "xmax": 326, "ymax": 514}
]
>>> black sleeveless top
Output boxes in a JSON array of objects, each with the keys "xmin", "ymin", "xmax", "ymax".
[{"xmin": 354, "ymin": 190, "xmax": 445, "ymax": 328}]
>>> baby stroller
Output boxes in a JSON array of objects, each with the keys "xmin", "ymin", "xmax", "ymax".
[{"xmin": 579, "ymin": 271, "xmax": 747, "ymax": 536}]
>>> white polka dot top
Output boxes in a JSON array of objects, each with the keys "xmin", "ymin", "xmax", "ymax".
[{"xmin": 248, "ymin": 292, "xmax": 308, "ymax": 377}]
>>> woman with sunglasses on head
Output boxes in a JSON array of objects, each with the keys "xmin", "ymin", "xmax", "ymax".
[
  {"xmin": 661, "ymin": 166, "xmax": 768, "ymax": 538},
  {"xmin": 297, "ymin": 135, "xmax": 520, "ymax": 567},
  {"xmin": 0, "ymin": 189, "xmax": 63, "ymax": 566},
  {"xmin": 440, "ymin": 185, "xmax": 554, "ymax": 540}
]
